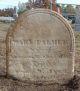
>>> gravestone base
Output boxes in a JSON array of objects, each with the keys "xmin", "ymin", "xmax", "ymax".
[{"xmin": 0, "ymin": 76, "xmax": 80, "ymax": 91}]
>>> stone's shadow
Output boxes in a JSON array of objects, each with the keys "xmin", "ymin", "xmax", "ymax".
[{"xmin": 0, "ymin": 75, "xmax": 79, "ymax": 91}]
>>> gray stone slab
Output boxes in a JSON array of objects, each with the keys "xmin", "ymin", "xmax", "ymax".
[
  {"xmin": 75, "ymin": 6, "xmax": 80, "ymax": 31},
  {"xmin": 75, "ymin": 24, "xmax": 80, "ymax": 31}
]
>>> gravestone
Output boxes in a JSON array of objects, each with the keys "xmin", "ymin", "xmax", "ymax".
[
  {"xmin": 6, "ymin": 9, "xmax": 75, "ymax": 84},
  {"xmin": 75, "ymin": 5, "xmax": 80, "ymax": 31}
]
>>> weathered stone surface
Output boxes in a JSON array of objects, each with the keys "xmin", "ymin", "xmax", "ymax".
[{"xmin": 6, "ymin": 9, "xmax": 75, "ymax": 83}]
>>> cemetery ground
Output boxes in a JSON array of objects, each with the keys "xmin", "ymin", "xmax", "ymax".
[{"xmin": 0, "ymin": 22, "xmax": 80, "ymax": 91}]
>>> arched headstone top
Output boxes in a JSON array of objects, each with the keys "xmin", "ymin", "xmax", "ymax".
[
  {"xmin": 7, "ymin": 9, "xmax": 74, "ymax": 40},
  {"xmin": 6, "ymin": 9, "xmax": 75, "ymax": 84}
]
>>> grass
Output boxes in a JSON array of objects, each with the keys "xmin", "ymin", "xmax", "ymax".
[{"xmin": 0, "ymin": 22, "xmax": 11, "ymax": 31}]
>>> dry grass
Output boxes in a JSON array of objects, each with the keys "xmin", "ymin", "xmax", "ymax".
[
  {"xmin": 74, "ymin": 31, "xmax": 80, "ymax": 76},
  {"xmin": 0, "ymin": 22, "xmax": 11, "ymax": 31}
]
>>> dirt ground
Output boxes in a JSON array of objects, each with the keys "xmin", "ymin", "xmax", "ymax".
[{"xmin": 0, "ymin": 22, "xmax": 80, "ymax": 91}]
